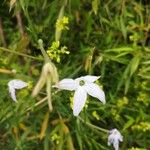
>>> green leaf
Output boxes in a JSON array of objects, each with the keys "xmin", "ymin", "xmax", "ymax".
[
  {"xmin": 123, "ymin": 116, "xmax": 135, "ymax": 131},
  {"xmin": 117, "ymin": 63, "xmax": 130, "ymax": 92},
  {"xmin": 125, "ymin": 77, "xmax": 131, "ymax": 94},
  {"xmin": 120, "ymin": 16, "xmax": 127, "ymax": 40},
  {"xmin": 105, "ymin": 47, "xmax": 134, "ymax": 53},
  {"xmin": 130, "ymin": 53, "xmax": 141, "ymax": 77}
]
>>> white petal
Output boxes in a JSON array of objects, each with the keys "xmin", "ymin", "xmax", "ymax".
[
  {"xmin": 8, "ymin": 79, "xmax": 28, "ymax": 89},
  {"xmin": 107, "ymin": 137, "xmax": 112, "ymax": 146},
  {"xmin": 84, "ymin": 83, "xmax": 105, "ymax": 104},
  {"xmin": 54, "ymin": 79, "xmax": 79, "ymax": 91},
  {"xmin": 8, "ymin": 79, "xmax": 27, "ymax": 102},
  {"xmin": 113, "ymin": 142, "xmax": 119, "ymax": 150},
  {"xmin": 75, "ymin": 75, "xmax": 100, "ymax": 83},
  {"xmin": 73, "ymin": 86, "xmax": 87, "ymax": 116},
  {"xmin": 9, "ymin": 87, "xmax": 17, "ymax": 102},
  {"xmin": 108, "ymin": 129, "xmax": 123, "ymax": 150},
  {"xmin": 119, "ymin": 135, "xmax": 123, "ymax": 142}
]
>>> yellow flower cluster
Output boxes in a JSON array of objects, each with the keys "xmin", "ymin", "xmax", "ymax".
[
  {"xmin": 110, "ymin": 97, "xmax": 129, "ymax": 121},
  {"xmin": 117, "ymin": 97, "xmax": 129, "ymax": 108},
  {"xmin": 132, "ymin": 122, "xmax": 150, "ymax": 132},
  {"xmin": 56, "ymin": 16, "xmax": 69, "ymax": 31},
  {"xmin": 51, "ymin": 133, "xmax": 60, "ymax": 144},
  {"xmin": 92, "ymin": 111, "xmax": 100, "ymax": 120},
  {"xmin": 47, "ymin": 41, "xmax": 69, "ymax": 63},
  {"xmin": 137, "ymin": 92, "xmax": 149, "ymax": 106},
  {"xmin": 110, "ymin": 108, "xmax": 121, "ymax": 121}
]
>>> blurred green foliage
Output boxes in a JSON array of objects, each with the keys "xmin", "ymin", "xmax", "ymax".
[{"xmin": 0, "ymin": 0, "xmax": 150, "ymax": 149}]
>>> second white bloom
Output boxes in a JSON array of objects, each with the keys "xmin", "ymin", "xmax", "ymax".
[
  {"xmin": 54, "ymin": 75, "xmax": 105, "ymax": 116},
  {"xmin": 108, "ymin": 128, "xmax": 123, "ymax": 150},
  {"xmin": 8, "ymin": 79, "xmax": 28, "ymax": 102}
]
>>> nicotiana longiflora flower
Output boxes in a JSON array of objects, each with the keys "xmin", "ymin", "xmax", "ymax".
[
  {"xmin": 108, "ymin": 128, "xmax": 123, "ymax": 150},
  {"xmin": 54, "ymin": 75, "xmax": 105, "ymax": 116},
  {"xmin": 8, "ymin": 79, "xmax": 28, "ymax": 102}
]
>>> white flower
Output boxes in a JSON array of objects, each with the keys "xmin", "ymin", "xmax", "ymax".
[
  {"xmin": 8, "ymin": 79, "xmax": 28, "ymax": 102},
  {"xmin": 108, "ymin": 128, "xmax": 123, "ymax": 150},
  {"xmin": 54, "ymin": 75, "xmax": 105, "ymax": 116}
]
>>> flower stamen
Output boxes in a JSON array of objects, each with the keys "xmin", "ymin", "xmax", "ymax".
[{"xmin": 79, "ymin": 80, "xmax": 85, "ymax": 86}]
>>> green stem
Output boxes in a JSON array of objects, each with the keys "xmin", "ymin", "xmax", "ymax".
[
  {"xmin": 38, "ymin": 39, "xmax": 50, "ymax": 63},
  {"xmin": 77, "ymin": 116, "xmax": 109, "ymax": 133},
  {"xmin": 0, "ymin": 47, "xmax": 42, "ymax": 60},
  {"xmin": 26, "ymin": 96, "xmax": 48, "ymax": 112}
]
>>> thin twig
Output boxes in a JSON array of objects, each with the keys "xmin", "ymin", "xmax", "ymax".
[
  {"xmin": 16, "ymin": 11, "xmax": 24, "ymax": 36},
  {"xmin": 0, "ymin": 17, "xmax": 7, "ymax": 47},
  {"xmin": 77, "ymin": 116, "xmax": 109, "ymax": 133},
  {"xmin": 38, "ymin": 39, "xmax": 50, "ymax": 62},
  {"xmin": 0, "ymin": 47, "xmax": 42, "ymax": 61},
  {"xmin": 26, "ymin": 89, "xmax": 59, "ymax": 112},
  {"xmin": 26, "ymin": 96, "xmax": 48, "ymax": 111}
]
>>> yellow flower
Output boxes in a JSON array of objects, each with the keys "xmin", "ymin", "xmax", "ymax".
[
  {"xmin": 92, "ymin": 111, "xmax": 100, "ymax": 120},
  {"xmin": 47, "ymin": 41, "xmax": 69, "ymax": 63},
  {"xmin": 62, "ymin": 16, "xmax": 69, "ymax": 24},
  {"xmin": 56, "ymin": 16, "xmax": 69, "ymax": 31}
]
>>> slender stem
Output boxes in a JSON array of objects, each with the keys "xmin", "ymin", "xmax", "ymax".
[
  {"xmin": 26, "ymin": 96, "xmax": 48, "ymax": 112},
  {"xmin": 0, "ymin": 47, "xmax": 42, "ymax": 60},
  {"xmin": 77, "ymin": 116, "xmax": 109, "ymax": 133},
  {"xmin": 38, "ymin": 39, "xmax": 50, "ymax": 63},
  {"xmin": 46, "ymin": 76, "xmax": 53, "ymax": 111},
  {"xmin": 0, "ymin": 17, "xmax": 7, "ymax": 47},
  {"xmin": 16, "ymin": 11, "xmax": 24, "ymax": 36},
  {"xmin": 27, "ymin": 90, "xmax": 59, "ymax": 112}
]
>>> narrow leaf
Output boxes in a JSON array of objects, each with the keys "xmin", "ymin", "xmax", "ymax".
[
  {"xmin": 39, "ymin": 112, "xmax": 49, "ymax": 140},
  {"xmin": 130, "ymin": 54, "xmax": 141, "ymax": 77}
]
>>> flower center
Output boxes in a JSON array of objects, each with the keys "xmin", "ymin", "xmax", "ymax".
[{"xmin": 79, "ymin": 80, "xmax": 85, "ymax": 86}]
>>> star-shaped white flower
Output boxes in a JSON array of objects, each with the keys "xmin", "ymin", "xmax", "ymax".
[
  {"xmin": 8, "ymin": 79, "xmax": 28, "ymax": 102},
  {"xmin": 54, "ymin": 75, "xmax": 105, "ymax": 116},
  {"xmin": 108, "ymin": 128, "xmax": 123, "ymax": 150}
]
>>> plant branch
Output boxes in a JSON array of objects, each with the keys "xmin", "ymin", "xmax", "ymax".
[
  {"xmin": 77, "ymin": 116, "xmax": 109, "ymax": 133},
  {"xmin": 0, "ymin": 47, "xmax": 42, "ymax": 60},
  {"xmin": 16, "ymin": 11, "xmax": 24, "ymax": 36},
  {"xmin": 0, "ymin": 17, "xmax": 6, "ymax": 47}
]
